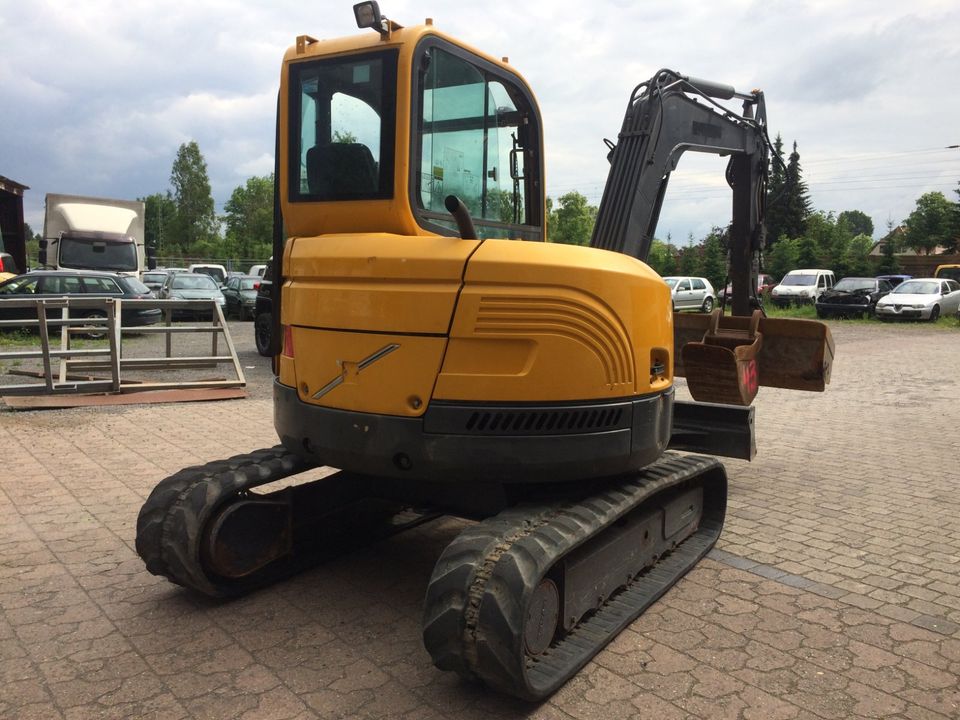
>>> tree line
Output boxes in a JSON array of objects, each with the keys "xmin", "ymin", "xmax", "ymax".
[
  {"xmin": 547, "ymin": 133, "xmax": 960, "ymax": 290},
  {"xmin": 141, "ymin": 141, "xmax": 273, "ymax": 267},
  {"xmin": 127, "ymin": 136, "xmax": 958, "ymax": 279}
]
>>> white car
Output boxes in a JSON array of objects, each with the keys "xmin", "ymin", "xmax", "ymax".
[
  {"xmin": 662, "ymin": 276, "xmax": 716, "ymax": 313},
  {"xmin": 770, "ymin": 269, "xmax": 835, "ymax": 306},
  {"xmin": 875, "ymin": 278, "xmax": 960, "ymax": 322}
]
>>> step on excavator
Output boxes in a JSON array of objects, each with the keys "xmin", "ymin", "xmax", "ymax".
[{"xmin": 136, "ymin": 3, "xmax": 834, "ymax": 701}]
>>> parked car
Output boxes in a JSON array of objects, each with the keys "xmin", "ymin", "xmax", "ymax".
[
  {"xmin": 770, "ymin": 269, "xmax": 835, "ymax": 306},
  {"xmin": 815, "ymin": 277, "xmax": 893, "ymax": 319},
  {"xmin": 159, "ymin": 272, "xmax": 226, "ymax": 318},
  {"xmin": 221, "ymin": 275, "xmax": 260, "ymax": 320},
  {"xmin": 874, "ymin": 278, "xmax": 960, "ymax": 322},
  {"xmin": 0, "ymin": 269, "xmax": 161, "ymax": 333},
  {"xmin": 0, "ymin": 251, "xmax": 21, "ymax": 281},
  {"xmin": 188, "ymin": 263, "xmax": 228, "ymax": 285},
  {"xmin": 254, "ymin": 259, "xmax": 274, "ymax": 356},
  {"xmin": 662, "ymin": 276, "xmax": 716, "ymax": 313},
  {"xmin": 141, "ymin": 270, "xmax": 169, "ymax": 294},
  {"xmin": 875, "ymin": 274, "xmax": 911, "ymax": 288},
  {"xmin": 721, "ymin": 273, "xmax": 777, "ymax": 302},
  {"xmin": 248, "ymin": 263, "xmax": 267, "ymax": 279}
]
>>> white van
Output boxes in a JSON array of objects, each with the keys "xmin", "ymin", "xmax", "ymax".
[
  {"xmin": 770, "ymin": 269, "xmax": 835, "ymax": 307},
  {"xmin": 188, "ymin": 263, "xmax": 228, "ymax": 285}
]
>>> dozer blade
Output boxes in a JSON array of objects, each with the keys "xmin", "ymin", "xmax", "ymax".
[
  {"xmin": 674, "ymin": 312, "xmax": 834, "ymax": 395},
  {"xmin": 421, "ymin": 452, "xmax": 727, "ymax": 701}
]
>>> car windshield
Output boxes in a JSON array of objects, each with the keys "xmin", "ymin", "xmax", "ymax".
[
  {"xmin": 121, "ymin": 277, "xmax": 151, "ymax": 294},
  {"xmin": 143, "ymin": 273, "xmax": 167, "ymax": 283},
  {"xmin": 834, "ymin": 278, "xmax": 874, "ymax": 292},
  {"xmin": 662, "ymin": 278, "xmax": 679, "ymax": 288},
  {"xmin": 892, "ymin": 281, "xmax": 938, "ymax": 295},
  {"xmin": 239, "ymin": 278, "xmax": 258, "ymax": 290},
  {"xmin": 781, "ymin": 274, "xmax": 816, "ymax": 286},
  {"xmin": 173, "ymin": 275, "xmax": 218, "ymax": 290}
]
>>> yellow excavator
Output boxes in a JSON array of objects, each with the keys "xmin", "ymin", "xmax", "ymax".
[{"xmin": 136, "ymin": 3, "xmax": 833, "ymax": 701}]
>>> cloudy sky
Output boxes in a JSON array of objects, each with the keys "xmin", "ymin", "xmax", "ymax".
[{"xmin": 2, "ymin": 0, "xmax": 958, "ymax": 246}]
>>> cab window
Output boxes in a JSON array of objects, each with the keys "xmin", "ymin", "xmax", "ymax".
[
  {"xmin": 413, "ymin": 42, "xmax": 542, "ymax": 240},
  {"xmin": 289, "ymin": 50, "xmax": 398, "ymax": 201}
]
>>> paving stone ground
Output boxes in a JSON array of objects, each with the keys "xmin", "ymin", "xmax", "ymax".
[{"xmin": 1, "ymin": 319, "xmax": 958, "ymax": 719}]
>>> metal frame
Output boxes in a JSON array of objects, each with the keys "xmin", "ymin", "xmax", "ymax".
[{"xmin": 0, "ymin": 298, "xmax": 245, "ymax": 396}]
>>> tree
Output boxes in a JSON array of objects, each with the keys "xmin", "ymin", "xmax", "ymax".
[
  {"xmin": 488, "ymin": 188, "xmax": 523, "ymax": 225},
  {"xmin": 699, "ymin": 227, "xmax": 727, "ymax": 293},
  {"xmin": 767, "ymin": 140, "xmax": 812, "ymax": 246},
  {"xmin": 875, "ymin": 221, "xmax": 902, "ymax": 274},
  {"xmin": 903, "ymin": 191, "xmax": 953, "ymax": 255},
  {"xmin": 766, "ymin": 237, "xmax": 799, "ymax": 281},
  {"xmin": 764, "ymin": 134, "xmax": 788, "ymax": 246},
  {"xmin": 224, "ymin": 175, "xmax": 274, "ymax": 261},
  {"xmin": 843, "ymin": 234, "xmax": 874, "ymax": 276},
  {"xmin": 950, "ymin": 180, "xmax": 960, "ymax": 253},
  {"xmin": 548, "ymin": 191, "xmax": 596, "ymax": 246},
  {"xmin": 647, "ymin": 238, "xmax": 678, "ymax": 275},
  {"xmin": 837, "ymin": 210, "xmax": 874, "ymax": 239},
  {"xmin": 141, "ymin": 192, "xmax": 177, "ymax": 256},
  {"xmin": 170, "ymin": 141, "xmax": 219, "ymax": 253}
]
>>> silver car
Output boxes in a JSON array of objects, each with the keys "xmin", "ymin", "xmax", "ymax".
[
  {"xmin": 662, "ymin": 276, "xmax": 716, "ymax": 313},
  {"xmin": 874, "ymin": 278, "xmax": 960, "ymax": 322}
]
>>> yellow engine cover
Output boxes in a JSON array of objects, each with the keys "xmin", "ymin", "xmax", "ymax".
[
  {"xmin": 437, "ymin": 240, "xmax": 672, "ymax": 402},
  {"xmin": 280, "ymin": 234, "xmax": 672, "ymax": 415}
]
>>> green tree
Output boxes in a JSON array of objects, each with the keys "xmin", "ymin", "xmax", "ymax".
[
  {"xmin": 843, "ymin": 234, "xmax": 874, "ymax": 276},
  {"xmin": 647, "ymin": 238, "xmax": 678, "ymax": 275},
  {"xmin": 678, "ymin": 238, "xmax": 700, "ymax": 276},
  {"xmin": 141, "ymin": 192, "xmax": 177, "ymax": 256},
  {"xmin": 170, "ymin": 140, "xmax": 219, "ymax": 252},
  {"xmin": 766, "ymin": 237, "xmax": 799, "ymax": 281},
  {"xmin": 903, "ymin": 191, "xmax": 953, "ymax": 255},
  {"xmin": 837, "ymin": 210, "xmax": 873, "ymax": 239},
  {"xmin": 224, "ymin": 175, "xmax": 274, "ymax": 261},
  {"xmin": 488, "ymin": 188, "xmax": 524, "ymax": 225},
  {"xmin": 764, "ymin": 134, "xmax": 788, "ymax": 246},
  {"xmin": 699, "ymin": 227, "xmax": 727, "ymax": 293},
  {"xmin": 771, "ymin": 141, "xmax": 812, "ymax": 244},
  {"xmin": 548, "ymin": 191, "xmax": 596, "ymax": 246},
  {"xmin": 949, "ymin": 180, "xmax": 960, "ymax": 253},
  {"xmin": 875, "ymin": 221, "xmax": 902, "ymax": 274}
]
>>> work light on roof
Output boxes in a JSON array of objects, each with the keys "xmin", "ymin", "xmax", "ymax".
[{"xmin": 353, "ymin": 2, "xmax": 384, "ymax": 31}]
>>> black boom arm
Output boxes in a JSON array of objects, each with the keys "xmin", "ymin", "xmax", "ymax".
[{"xmin": 590, "ymin": 69, "xmax": 770, "ymax": 316}]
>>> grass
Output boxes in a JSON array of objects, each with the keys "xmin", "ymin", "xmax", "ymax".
[{"xmin": 757, "ymin": 301, "xmax": 959, "ymax": 329}]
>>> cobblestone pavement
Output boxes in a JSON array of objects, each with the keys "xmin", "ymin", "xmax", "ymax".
[{"xmin": 1, "ymin": 320, "xmax": 958, "ymax": 719}]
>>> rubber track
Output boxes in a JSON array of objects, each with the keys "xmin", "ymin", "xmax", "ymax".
[
  {"xmin": 421, "ymin": 452, "xmax": 727, "ymax": 701},
  {"xmin": 135, "ymin": 446, "xmax": 312, "ymax": 597}
]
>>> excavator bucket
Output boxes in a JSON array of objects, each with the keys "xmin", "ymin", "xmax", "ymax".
[
  {"xmin": 674, "ymin": 312, "xmax": 834, "ymax": 403},
  {"xmin": 681, "ymin": 310, "xmax": 763, "ymax": 406}
]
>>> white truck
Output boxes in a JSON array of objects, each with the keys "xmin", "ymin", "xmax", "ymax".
[{"xmin": 41, "ymin": 194, "xmax": 152, "ymax": 276}]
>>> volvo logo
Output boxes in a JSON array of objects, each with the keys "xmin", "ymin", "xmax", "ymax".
[{"xmin": 311, "ymin": 343, "xmax": 401, "ymax": 399}]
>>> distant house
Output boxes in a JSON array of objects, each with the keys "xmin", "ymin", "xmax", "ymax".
[{"xmin": 869, "ymin": 225, "xmax": 958, "ymax": 276}]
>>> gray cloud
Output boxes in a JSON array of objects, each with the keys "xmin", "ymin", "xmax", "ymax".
[{"xmin": 2, "ymin": 0, "xmax": 958, "ymax": 242}]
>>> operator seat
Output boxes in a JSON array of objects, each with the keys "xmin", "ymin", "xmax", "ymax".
[{"xmin": 306, "ymin": 142, "xmax": 378, "ymax": 196}]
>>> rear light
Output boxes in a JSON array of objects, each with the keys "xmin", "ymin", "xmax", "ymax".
[
  {"xmin": 282, "ymin": 325, "xmax": 294, "ymax": 357},
  {"xmin": 0, "ymin": 257, "xmax": 5, "ymax": 272},
  {"xmin": 253, "ymin": 282, "xmax": 260, "ymax": 290}
]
